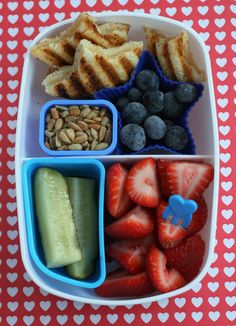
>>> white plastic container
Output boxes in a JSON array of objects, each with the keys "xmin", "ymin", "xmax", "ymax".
[{"xmin": 15, "ymin": 12, "xmax": 219, "ymax": 306}]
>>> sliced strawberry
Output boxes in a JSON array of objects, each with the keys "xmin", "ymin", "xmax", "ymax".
[
  {"xmin": 157, "ymin": 159, "xmax": 173, "ymax": 198},
  {"xmin": 156, "ymin": 200, "xmax": 187, "ymax": 249},
  {"xmin": 146, "ymin": 245, "xmax": 186, "ymax": 293},
  {"xmin": 156, "ymin": 197, "xmax": 208, "ymax": 248},
  {"xmin": 165, "ymin": 161, "xmax": 214, "ymax": 201},
  {"xmin": 95, "ymin": 269, "xmax": 154, "ymax": 297},
  {"xmin": 125, "ymin": 158, "xmax": 160, "ymax": 207},
  {"xmin": 106, "ymin": 234, "xmax": 154, "ymax": 274},
  {"xmin": 105, "ymin": 205, "xmax": 154, "ymax": 240},
  {"xmin": 164, "ymin": 234, "xmax": 205, "ymax": 281},
  {"xmin": 106, "ymin": 163, "xmax": 134, "ymax": 218}
]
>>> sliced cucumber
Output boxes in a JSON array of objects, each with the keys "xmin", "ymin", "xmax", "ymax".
[
  {"xmin": 66, "ymin": 177, "xmax": 98, "ymax": 279},
  {"xmin": 34, "ymin": 168, "xmax": 82, "ymax": 268}
]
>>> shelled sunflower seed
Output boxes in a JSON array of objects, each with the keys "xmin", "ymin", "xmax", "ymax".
[{"xmin": 44, "ymin": 105, "xmax": 112, "ymax": 151}]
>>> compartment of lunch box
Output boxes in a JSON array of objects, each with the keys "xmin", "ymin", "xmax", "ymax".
[{"xmin": 22, "ymin": 157, "xmax": 106, "ymax": 288}]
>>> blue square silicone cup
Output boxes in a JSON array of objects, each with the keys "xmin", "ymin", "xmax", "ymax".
[
  {"xmin": 39, "ymin": 99, "xmax": 118, "ymax": 156},
  {"xmin": 22, "ymin": 157, "xmax": 106, "ymax": 288},
  {"xmin": 95, "ymin": 51, "xmax": 204, "ymax": 155}
]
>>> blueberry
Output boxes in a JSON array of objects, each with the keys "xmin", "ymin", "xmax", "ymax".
[
  {"xmin": 120, "ymin": 124, "xmax": 146, "ymax": 151},
  {"xmin": 136, "ymin": 70, "xmax": 159, "ymax": 92},
  {"xmin": 162, "ymin": 91, "xmax": 185, "ymax": 118},
  {"xmin": 164, "ymin": 126, "xmax": 189, "ymax": 151},
  {"xmin": 115, "ymin": 97, "xmax": 129, "ymax": 111},
  {"xmin": 128, "ymin": 87, "xmax": 143, "ymax": 102},
  {"xmin": 143, "ymin": 90, "xmax": 164, "ymax": 113},
  {"xmin": 174, "ymin": 84, "xmax": 198, "ymax": 103},
  {"xmin": 163, "ymin": 120, "xmax": 175, "ymax": 132},
  {"xmin": 144, "ymin": 116, "xmax": 166, "ymax": 140},
  {"xmin": 122, "ymin": 102, "xmax": 148, "ymax": 125}
]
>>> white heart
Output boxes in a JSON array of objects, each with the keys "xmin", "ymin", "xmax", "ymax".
[
  {"xmin": 175, "ymin": 298, "xmax": 186, "ymax": 308},
  {"xmin": 118, "ymin": 0, "xmax": 129, "ymax": 5},
  {"xmin": 232, "ymin": 31, "xmax": 236, "ymax": 39},
  {"xmin": 23, "ymin": 40, "xmax": 32, "ymax": 49},
  {"xmin": 183, "ymin": 20, "xmax": 193, "ymax": 27},
  {"xmin": 192, "ymin": 282, "xmax": 202, "ymax": 293},
  {"xmin": 224, "ymin": 252, "xmax": 235, "ymax": 263},
  {"xmin": 40, "ymin": 316, "xmax": 51, "ymax": 325},
  {"xmin": 231, "ymin": 18, "xmax": 236, "ymax": 27},
  {"xmin": 198, "ymin": 19, "xmax": 209, "ymax": 28},
  {"xmin": 7, "ymin": 41, "xmax": 18, "ymax": 50},
  {"xmin": 199, "ymin": 32, "xmax": 209, "ymax": 41},
  {"xmin": 7, "ymin": 258, "xmax": 17, "ymax": 268},
  {"xmin": 91, "ymin": 304, "xmax": 100, "ymax": 310},
  {"xmin": 73, "ymin": 315, "xmax": 85, "ymax": 325},
  {"xmin": 157, "ymin": 313, "xmax": 169, "ymax": 323},
  {"xmin": 7, "ymin": 93, "xmax": 18, "ymax": 103},
  {"xmin": 207, "ymin": 282, "xmax": 219, "ymax": 292},
  {"xmin": 223, "ymin": 223, "xmax": 234, "ymax": 234},
  {"xmin": 226, "ymin": 311, "xmax": 236, "ymax": 322},
  {"xmin": 225, "ymin": 296, "xmax": 236, "ymax": 307},
  {"xmin": 157, "ymin": 299, "xmax": 169, "ymax": 308},
  {"xmin": 7, "ymin": 272, "xmax": 18, "ymax": 282},
  {"xmin": 223, "ymin": 238, "xmax": 235, "ymax": 249},
  {"xmin": 141, "ymin": 313, "xmax": 152, "ymax": 323},
  {"xmin": 225, "ymin": 281, "xmax": 236, "ymax": 292},
  {"xmin": 7, "ymin": 216, "xmax": 17, "ymax": 226},
  {"xmin": 7, "ymin": 244, "xmax": 18, "ymax": 254},
  {"xmin": 220, "ymin": 139, "xmax": 231, "ymax": 150},
  {"xmin": 57, "ymin": 301, "xmax": 68, "ymax": 311},
  {"xmin": 8, "ymin": 80, "xmax": 19, "ymax": 90},
  {"xmin": 215, "ymin": 44, "xmax": 226, "ymax": 54},
  {"xmin": 166, "ymin": 7, "xmax": 177, "ymax": 17},
  {"xmin": 181, "ymin": 7, "xmax": 192, "ymax": 16},
  {"xmin": 191, "ymin": 297, "xmax": 203, "ymax": 308},
  {"xmin": 86, "ymin": 0, "xmax": 97, "ymax": 7},
  {"xmin": 198, "ymin": 5, "xmax": 208, "ymax": 15},
  {"xmin": 23, "ymin": 286, "xmax": 34, "ymax": 297},
  {"xmin": 7, "ymin": 287, "xmax": 18, "ymax": 297},
  {"xmin": 221, "ymin": 181, "xmax": 232, "ymax": 191},
  {"xmin": 208, "ymin": 267, "xmax": 219, "ymax": 278},
  {"xmin": 8, "ymin": 28, "xmax": 19, "ymax": 37},
  {"xmin": 8, "ymin": 14, "xmax": 19, "ymax": 24},
  {"xmin": 54, "ymin": 0, "xmax": 65, "ymax": 9},
  {"xmin": 134, "ymin": 0, "xmax": 144, "ymax": 4},
  {"xmin": 214, "ymin": 5, "xmax": 225, "ymax": 14},
  {"xmin": 7, "ymin": 54, "xmax": 18, "ymax": 64},
  {"xmin": 216, "ymin": 58, "xmax": 227, "ymax": 67},
  {"xmin": 7, "ymin": 202, "xmax": 17, "ymax": 212},
  {"xmin": 23, "ymin": 1, "xmax": 34, "ymax": 10},
  {"xmin": 219, "ymin": 125, "xmax": 230, "ymax": 135},
  {"xmin": 7, "ymin": 301, "xmax": 19, "ymax": 312},
  {"xmin": 39, "ymin": 288, "xmax": 49, "ymax": 296},
  {"xmin": 150, "ymin": 8, "xmax": 161, "ymax": 15},
  {"xmin": 55, "ymin": 12, "xmax": 65, "ymax": 21},
  {"xmin": 7, "ymin": 106, "xmax": 17, "ymax": 116},
  {"xmin": 230, "ymin": 4, "xmax": 236, "ymax": 14},
  {"xmin": 56, "ymin": 315, "xmax": 68, "ymax": 325},
  {"xmin": 24, "ymin": 27, "xmax": 34, "ymax": 36},
  {"xmin": 70, "ymin": 0, "xmax": 81, "ymax": 8},
  {"xmin": 23, "ymin": 316, "xmax": 34, "ymax": 326},
  {"xmin": 90, "ymin": 315, "xmax": 101, "ymax": 324},
  {"xmin": 7, "ymin": 174, "xmax": 15, "ymax": 185},
  {"xmin": 217, "ymin": 85, "xmax": 228, "ymax": 95},
  {"xmin": 8, "ymin": 67, "xmax": 18, "ymax": 76},
  {"xmin": 8, "ymin": 1, "xmax": 18, "ymax": 11},
  {"xmin": 222, "ymin": 195, "xmax": 233, "ymax": 205},
  {"xmin": 217, "ymin": 71, "xmax": 228, "ymax": 81},
  {"xmin": 107, "ymin": 314, "xmax": 118, "ymax": 324},
  {"xmin": 174, "ymin": 312, "xmax": 186, "ymax": 322},
  {"xmin": 7, "ymin": 161, "xmax": 15, "ymax": 171},
  {"xmin": 39, "ymin": 0, "xmax": 49, "ymax": 9},
  {"xmin": 208, "ymin": 296, "xmax": 220, "ymax": 307},
  {"xmin": 40, "ymin": 301, "xmax": 51, "ymax": 311},
  {"xmin": 24, "ymin": 301, "xmax": 35, "ymax": 312},
  {"xmin": 218, "ymin": 111, "xmax": 229, "ymax": 122},
  {"xmin": 6, "ymin": 317, "xmax": 18, "ymax": 325},
  {"xmin": 123, "ymin": 313, "xmax": 135, "ymax": 324},
  {"xmin": 215, "ymin": 18, "xmax": 225, "ymax": 28},
  {"xmin": 209, "ymin": 311, "xmax": 220, "ymax": 322},
  {"xmin": 191, "ymin": 312, "xmax": 203, "ymax": 322},
  {"xmin": 215, "ymin": 31, "xmax": 226, "ymax": 41},
  {"xmin": 102, "ymin": 0, "xmax": 113, "ymax": 5},
  {"xmin": 23, "ymin": 14, "xmax": 34, "ymax": 23},
  {"xmin": 224, "ymin": 267, "xmax": 235, "ymax": 277},
  {"xmin": 73, "ymin": 302, "xmax": 84, "ymax": 310},
  {"xmin": 39, "ymin": 13, "xmax": 49, "ymax": 23},
  {"xmin": 221, "ymin": 168, "xmax": 232, "ymax": 180}
]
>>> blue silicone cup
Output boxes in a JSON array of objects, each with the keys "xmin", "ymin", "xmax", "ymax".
[
  {"xmin": 39, "ymin": 99, "xmax": 117, "ymax": 156},
  {"xmin": 22, "ymin": 157, "xmax": 106, "ymax": 288},
  {"xmin": 95, "ymin": 51, "xmax": 204, "ymax": 155}
]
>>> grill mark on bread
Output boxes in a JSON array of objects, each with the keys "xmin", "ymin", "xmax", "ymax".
[
  {"xmin": 43, "ymin": 48, "xmax": 68, "ymax": 66},
  {"xmin": 70, "ymin": 71, "xmax": 88, "ymax": 98},
  {"xmin": 62, "ymin": 42, "xmax": 75, "ymax": 60},
  {"xmin": 176, "ymin": 36, "xmax": 192, "ymax": 81},
  {"xmin": 80, "ymin": 57, "xmax": 104, "ymax": 92},
  {"xmin": 119, "ymin": 56, "xmax": 134, "ymax": 77},
  {"xmin": 163, "ymin": 42, "xmax": 176, "ymax": 79},
  {"xmin": 95, "ymin": 55, "xmax": 121, "ymax": 85},
  {"xmin": 55, "ymin": 84, "xmax": 71, "ymax": 98},
  {"xmin": 103, "ymin": 33, "xmax": 125, "ymax": 46}
]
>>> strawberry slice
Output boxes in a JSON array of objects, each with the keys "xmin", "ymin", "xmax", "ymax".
[
  {"xmin": 156, "ymin": 197, "xmax": 208, "ymax": 248},
  {"xmin": 146, "ymin": 245, "xmax": 186, "ymax": 293},
  {"xmin": 156, "ymin": 200, "xmax": 187, "ymax": 249},
  {"xmin": 125, "ymin": 158, "xmax": 160, "ymax": 207},
  {"xmin": 105, "ymin": 205, "xmax": 154, "ymax": 240},
  {"xmin": 164, "ymin": 234, "xmax": 205, "ymax": 281},
  {"xmin": 106, "ymin": 163, "xmax": 133, "ymax": 218},
  {"xmin": 165, "ymin": 161, "xmax": 214, "ymax": 201},
  {"xmin": 157, "ymin": 159, "xmax": 173, "ymax": 198},
  {"xmin": 106, "ymin": 234, "xmax": 154, "ymax": 274},
  {"xmin": 95, "ymin": 269, "xmax": 154, "ymax": 297}
]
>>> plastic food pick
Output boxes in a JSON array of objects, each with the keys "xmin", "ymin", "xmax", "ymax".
[{"xmin": 162, "ymin": 195, "xmax": 198, "ymax": 229}]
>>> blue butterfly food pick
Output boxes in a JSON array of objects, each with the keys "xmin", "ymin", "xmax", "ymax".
[{"xmin": 162, "ymin": 195, "xmax": 198, "ymax": 229}]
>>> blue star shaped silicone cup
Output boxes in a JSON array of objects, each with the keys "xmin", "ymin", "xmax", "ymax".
[
  {"xmin": 95, "ymin": 51, "xmax": 204, "ymax": 155},
  {"xmin": 163, "ymin": 195, "xmax": 198, "ymax": 229}
]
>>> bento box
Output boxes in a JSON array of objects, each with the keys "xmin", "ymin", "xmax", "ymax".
[{"xmin": 15, "ymin": 12, "xmax": 219, "ymax": 306}]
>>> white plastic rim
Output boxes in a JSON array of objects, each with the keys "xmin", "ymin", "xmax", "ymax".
[{"xmin": 15, "ymin": 12, "xmax": 219, "ymax": 306}]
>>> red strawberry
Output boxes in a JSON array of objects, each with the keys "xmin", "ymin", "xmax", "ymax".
[
  {"xmin": 146, "ymin": 245, "xmax": 186, "ymax": 293},
  {"xmin": 95, "ymin": 269, "xmax": 154, "ymax": 297},
  {"xmin": 156, "ymin": 200, "xmax": 187, "ymax": 249},
  {"xmin": 125, "ymin": 158, "xmax": 160, "ymax": 207},
  {"xmin": 106, "ymin": 163, "xmax": 133, "ymax": 218},
  {"xmin": 164, "ymin": 234, "xmax": 205, "ymax": 281},
  {"xmin": 165, "ymin": 161, "xmax": 214, "ymax": 201},
  {"xmin": 156, "ymin": 197, "xmax": 208, "ymax": 248},
  {"xmin": 106, "ymin": 234, "xmax": 154, "ymax": 274},
  {"xmin": 105, "ymin": 205, "xmax": 154, "ymax": 240},
  {"xmin": 157, "ymin": 159, "xmax": 173, "ymax": 198}
]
